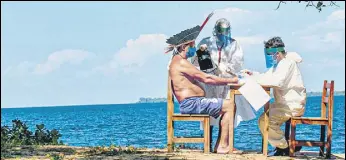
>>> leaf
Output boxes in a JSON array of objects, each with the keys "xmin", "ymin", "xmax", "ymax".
[
  {"xmin": 317, "ymin": 1, "xmax": 323, "ymax": 8},
  {"xmin": 36, "ymin": 124, "xmax": 44, "ymax": 130}
]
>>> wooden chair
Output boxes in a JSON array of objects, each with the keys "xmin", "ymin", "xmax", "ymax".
[
  {"xmin": 285, "ymin": 80, "xmax": 335, "ymax": 158},
  {"xmin": 167, "ymin": 76, "xmax": 211, "ymax": 153}
]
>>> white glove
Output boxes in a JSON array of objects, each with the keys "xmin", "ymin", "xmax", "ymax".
[
  {"xmin": 199, "ymin": 44, "xmax": 208, "ymax": 51},
  {"xmin": 240, "ymin": 69, "xmax": 252, "ymax": 75}
]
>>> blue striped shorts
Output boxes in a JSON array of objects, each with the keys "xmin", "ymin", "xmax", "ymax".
[{"xmin": 179, "ymin": 96, "xmax": 223, "ymax": 119}]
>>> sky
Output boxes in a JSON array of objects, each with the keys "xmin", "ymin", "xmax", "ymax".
[{"xmin": 1, "ymin": 1, "xmax": 345, "ymax": 108}]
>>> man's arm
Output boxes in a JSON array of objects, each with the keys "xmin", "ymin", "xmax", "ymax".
[
  {"xmin": 180, "ymin": 59, "xmax": 238, "ymax": 85},
  {"xmin": 256, "ymin": 60, "xmax": 294, "ymax": 88}
]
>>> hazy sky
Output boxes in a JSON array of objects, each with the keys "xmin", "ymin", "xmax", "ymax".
[{"xmin": 1, "ymin": 1, "xmax": 345, "ymax": 108}]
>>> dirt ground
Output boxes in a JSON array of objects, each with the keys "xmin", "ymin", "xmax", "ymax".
[{"xmin": 1, "ymin": 145, "xmax": 345, "ymax": 160}]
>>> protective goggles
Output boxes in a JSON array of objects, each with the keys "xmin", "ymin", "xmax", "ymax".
[
  {"xmin": 215, "ymin": 26, "xmax": 231, "ymax": 35},
  {"xmin": 264, "ymin": 47, "xmax": 285, "ymax": 55}
]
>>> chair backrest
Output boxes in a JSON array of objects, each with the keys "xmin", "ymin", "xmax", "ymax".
[
  {"xmin": 167, "ymin": 76, "xmax": 174, "ymax": 119},
  {"xmin": 320, "ymin": 80, "xmax": 335, "ymax": 120}
]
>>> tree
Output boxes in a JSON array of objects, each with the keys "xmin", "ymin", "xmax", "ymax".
[{"xmin": 275, "ymin": 1, "xmax": 340, "ymax": 12}]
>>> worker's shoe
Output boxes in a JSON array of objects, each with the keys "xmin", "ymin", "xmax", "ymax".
[
  {"xmin": 273, "ymin": 147, "xmax": 289, "ymax": 156},
  {"xmin": 273, "ymin": 146, "xmax": 302, "ymax": 156}
]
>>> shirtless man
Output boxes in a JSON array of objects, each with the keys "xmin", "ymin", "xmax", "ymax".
[{"xmin": 167, "ymin": 37, "xmax": 238, "ymax": 153}]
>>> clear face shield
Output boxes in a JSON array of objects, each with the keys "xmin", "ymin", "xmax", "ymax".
[
  {"xmin": 213, "ymin": 24, "xmax": 231, "ymax": 45},
  {"xmin": 264, "ymin": 47, "xmax": 284, "ymax": 68}
]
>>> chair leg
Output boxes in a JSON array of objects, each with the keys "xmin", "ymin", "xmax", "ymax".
[
  {"xmin": 285, "ymin": 120, "xmax": 291, "ymax": 141},
  {"xmin": 326, "ymin": 124, "xmax": 332, "ymax": 159},
  {"xmin": 320, "ymin": 125, "xmax": 326, "ymax": 156},
  {"xmin": 289, "ymin": 121, "xmax": 296, "ymax": 157},
  {"xmin": 203, "ymin": 118, "xmax": 210, "ymax": 153},
  {"xmin": 209, "ymin": 126, "xmax": 213, "ymax": 152},
  {"xmin": 167, "ymin": 121, "xmax": 174, "ymax": 152}
]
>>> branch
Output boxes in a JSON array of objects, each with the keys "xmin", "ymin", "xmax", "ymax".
[
  {"xmin": 275, "ymin": 1, "xmax": 287, "ymax": 10},
  {"xmin": 276, "ymin": 1, "xmax": 340, "ymax": 12},
  {"xmin": 304, "ymin": 1, "xmax": 314, "ymax": 10},
  {"xmin": 329, "ymin": 1, "xmax": 340, "ymax": 7}
]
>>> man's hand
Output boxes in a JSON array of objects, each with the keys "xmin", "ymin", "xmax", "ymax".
[
  {"xmin": 241, "ymin": 69, "xmax": 253, "ymax": 76},
  {"xmin": 229, "ymin": 77, "xmax": 238, "ymax": 83}
]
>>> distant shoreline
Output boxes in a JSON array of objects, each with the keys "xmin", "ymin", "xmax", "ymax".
[
  {"xmin": 137, "ymin": 91, "xmax": 345, "ymax": 103},
  {"xmin": 1, "ymin": 93, "xmax": 344, "ymax": 108}
]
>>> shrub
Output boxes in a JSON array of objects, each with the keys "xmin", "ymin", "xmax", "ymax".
[{"xmin": 1, "ymin": 119, "xmax": 63, "ymax": 158}]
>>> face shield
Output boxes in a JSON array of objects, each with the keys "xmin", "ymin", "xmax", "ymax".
[
  {"xmin": 264, "ymin": 47, "xmax": 285, "ymax": 68},
  {"xmin": 216, "ymin": 25, "xmax": 231, "ymax": 35},
  {"xmin": 213, "ymin": 19, "xmax": 231, "ymax": 44}
]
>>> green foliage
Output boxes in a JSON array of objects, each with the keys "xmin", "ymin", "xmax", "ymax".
[
  {"xmin": 46, "ymin": 153, "xmax": 65, "ymax": 160},
  {"xmin": 1, "ymin": 119, "xmax": 63, "ymax": 158},
  {"xmin": 87, "ymin": 144, "xmax": 140, "ymax": 156},
  {"xmin": 34, "ymin": 124, "xmax": 62, "ymax": 145}
]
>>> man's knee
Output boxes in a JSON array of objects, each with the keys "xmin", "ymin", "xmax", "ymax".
[
  {"xmin": 221, "ymin": 99, "xmax": 234, "ymax": 113},
  {"xmin": 220, "ymin": 112, "xmax": 231, "ymax": 125}
]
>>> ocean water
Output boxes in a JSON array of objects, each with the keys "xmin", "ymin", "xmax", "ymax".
[{"xmin": 1, "ymin": 96, "xmax": 345, "ymax": 153}]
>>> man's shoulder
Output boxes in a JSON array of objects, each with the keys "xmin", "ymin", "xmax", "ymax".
[
  {"xmin": 283, "ymin": 58, "xmax": 297, "ymax": 65},
  {"xmin": 170, "ymin": 57, "xmax": 190, "ymax": 67},
  {"xmin": 230, "ymin": 38, "xmax": 239, "ymax": 45},
  {"xmin": 279, "ymin": 58, "xmax": 298, "ymax": 70}
]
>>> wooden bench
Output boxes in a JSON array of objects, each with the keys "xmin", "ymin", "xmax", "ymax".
[
  {"xmin": 166, "ymin": 76, "xmax": 211, "ymax": 153},
  {"xmin": 285, "ymin": 80, "xmax": 335, "ymax": 158}
]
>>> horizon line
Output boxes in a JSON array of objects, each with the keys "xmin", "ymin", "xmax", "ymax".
[{"xmin": 2, "ymin": 94, "xmax": 345, "ymax": 109}]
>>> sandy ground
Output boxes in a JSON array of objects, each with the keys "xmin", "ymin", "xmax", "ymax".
[{"xmin": 1, "ymin": 145, "xmax": 345, "ymax": 160}]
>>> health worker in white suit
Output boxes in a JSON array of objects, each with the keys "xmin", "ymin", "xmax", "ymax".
[
  {"xmin": 191, "ymin": 18, "xmax": 255, "ymax": 151},
  {"xmin": 245, "ymin": 37, "xmax": 306, "ymax": 156}
]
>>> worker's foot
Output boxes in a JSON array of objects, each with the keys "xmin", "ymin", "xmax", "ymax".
[
  {"xmin": 216, "ymin": 145, "xmax": 238, "ymax": 154},
  {"xmin": 216, "ymin": 145, "xmax": 230, "ymax": 154}
]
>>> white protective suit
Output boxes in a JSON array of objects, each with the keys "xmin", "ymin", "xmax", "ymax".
[
  {"xmin": 191, "ymin": 36, "xmax": 256, "ymax": 129},
  {"xmin": 254, "ymin": 51, "xmax": 307, "ymax": 149}
]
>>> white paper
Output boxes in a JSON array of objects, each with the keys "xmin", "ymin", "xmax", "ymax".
[{"xmin": 238, "ymin": 78, "xmax": 271, "ymax": 111}]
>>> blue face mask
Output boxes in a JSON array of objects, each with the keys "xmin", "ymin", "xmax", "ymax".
[
  {"xmin": 216, "ymin": 33, "xmax": 231, "ymax": 45},
  {"xmin": 186, "ymin": 46, "xmax": 196, "ymax": 58}
]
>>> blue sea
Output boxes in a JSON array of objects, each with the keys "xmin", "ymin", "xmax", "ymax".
[{"xmin": 1, "ymin": 96, "xmax": 345, "ymax": 153}]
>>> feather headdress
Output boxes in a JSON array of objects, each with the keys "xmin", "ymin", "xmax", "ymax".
[{"xmin": 164, "ymin": 25, "xmax": 201, "ymax": 54}]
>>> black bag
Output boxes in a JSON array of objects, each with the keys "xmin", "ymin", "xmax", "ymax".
[{"xmin": 196, "ymin": 49, "xmax": 214, "ymax": 71}]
